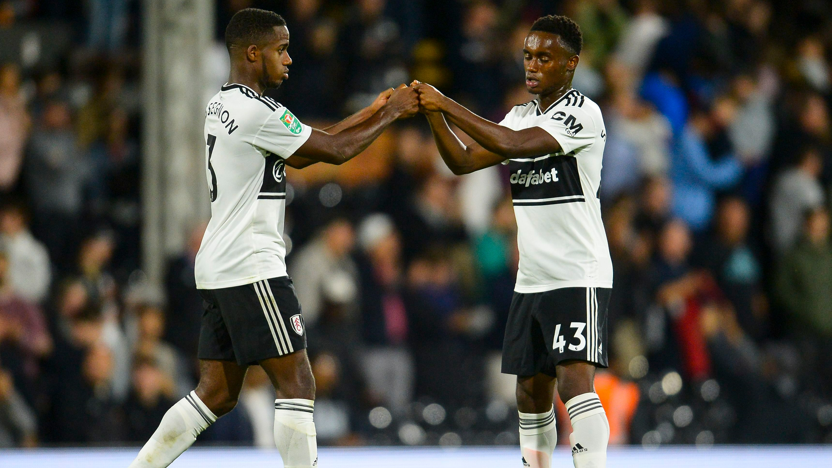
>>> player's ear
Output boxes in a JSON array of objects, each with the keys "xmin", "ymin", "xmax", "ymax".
[
  {"xmin": 246, "ymin": 44, "xmax": 259, "ymax": 63},
  {"xmin": 567, "ymin": 55, "xmax": 579, "ymax": 72}
]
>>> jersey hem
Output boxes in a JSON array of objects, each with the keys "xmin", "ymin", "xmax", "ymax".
[
  {"xmin": 513, "ymin": 280, "xmax": 613, "ymax": 294},
  {"xmin": 196, "ymin": 269, "xmax": 288, "ymax": 290}
]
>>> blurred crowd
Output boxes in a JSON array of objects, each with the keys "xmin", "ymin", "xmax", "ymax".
[{"xmin": 1, "ymin": 0, "xmax": 832, "ymax": 450}]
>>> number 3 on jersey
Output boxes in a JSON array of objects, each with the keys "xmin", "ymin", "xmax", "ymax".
[
  {"xmin": 206, "ymin": 134, "xmax": 218, "ymax": 202},
  {"xmin": 553, "ymin": 322, "xmax": 586, "ymax": 353}
]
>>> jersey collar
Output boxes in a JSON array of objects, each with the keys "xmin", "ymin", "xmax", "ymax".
[
  {"xmin": 221, "ymin": 82, "xmax": 261, "ymax": 95},
  {"xmin": 534, "ymin": 88, "xmax": 575, "ymax": 115}
]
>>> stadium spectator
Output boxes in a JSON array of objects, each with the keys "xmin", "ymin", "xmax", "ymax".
[
  {"xmin": 669, "ymin": 100, "xmax": 744, "ymax": 231},
  {"xmin": 132, "ymin": 304, "xmax": 192, "ymax": 397},
  {"xmin": 602, "ymin": 86, "xmax": 672, "ymax": 198},
  {"xmin": 86, "ymin": 0, "xmax": 131, "ymax": 53},
  {"xmin": 775, "ymin": 208, "xmax": 832, "ymax": 396},
  {"xmin": 339, "ymin": 0, "xmax": 405, "ymax": 112},
  {"xmin": 612, "ymin": 0, "xmax": 668, "ymax": 80},
  {"xmin": 769, "ymin": 147, "xmax": 825, "ymax": 255},
  {"xmin": 24, "ymin": 99, "xmax": 86, "ymax": 271},
  {"xmin": 122, "ymin": 354, "xmax": 177, "ymax": 442},
  {"xmin": 308, "ymin": 351, "xmax": 358, "ymax": 445},
  {"xmin": 693, "ymin": 197, "xmax": 767, "ymax": 341},
  {"xmin": 0, "ymin": 248, "xmax": 52, "ymax": 387},
  {"xmin": 0, "ymin": 63, "xmax": 29, "ymax": 195},
  {"xmin": 289, "ymin": 217, "xmax": 359, "ymax": 332},
  {"xmin": 163, "ymin": 223, "xmax": 206, "ymax": 359},
  {"xmin": 0, "ymin": 201, "xmax": 51, "ymax": 304},
  {"xmin": 392, "ymin": 173, "xmax": 468, "ymax": 263},
  {"xmin": 449, "ymin": 1, "xmax": 501, "ymax": 114},
  {"xmin": 0, "ymin": 366, "xmax": 37, "ymax": 447}
]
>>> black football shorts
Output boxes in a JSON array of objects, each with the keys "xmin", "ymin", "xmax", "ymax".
[
  {"xmin": 501, "ymin": 286, "xmax": 611, "ymax": 376},
  {"xmin": 198, "ymin": 276, "xmax": 307, "ymax": 366}
]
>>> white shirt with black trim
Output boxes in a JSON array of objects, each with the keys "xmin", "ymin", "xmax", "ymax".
[
  {"xmin": 195, "ymin": 83, "xmax": 312, "ymax": 290},
  {"xmin": 499, "ymin": 89, "xmax": 613, "ymax": 293}
]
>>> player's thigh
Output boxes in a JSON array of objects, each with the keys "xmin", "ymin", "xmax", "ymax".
[
  {"xmin": 195, "ymin": 359, "xmax": 249, "ymax": 415},
  {"xmin": 259, "ymin": 350, "xmax": 315, "ymax": 400}
]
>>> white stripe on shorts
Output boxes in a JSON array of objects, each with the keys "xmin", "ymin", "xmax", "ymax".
[
  {"xmin": 253, "ymin": 281, "xmax": 286, "ymax": 355},
  {"xmin": 263, "ymin": 280, "xmax": 294, "ymax": 353}
]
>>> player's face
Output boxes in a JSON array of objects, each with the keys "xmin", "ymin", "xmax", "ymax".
[
  {"xmin": 523, "ymin": 31, "xmax": 578, "ymax": 96},
  {"xmin": 261, "ymin": 26, "xmax": 292, "ymax": 89}
]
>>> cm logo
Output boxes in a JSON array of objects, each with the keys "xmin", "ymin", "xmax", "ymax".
[{"xmin": 552, "ymin": 111, "xmax": 583, "ymax": 136}]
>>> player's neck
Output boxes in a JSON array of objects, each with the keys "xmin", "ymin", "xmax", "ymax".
[
  {"xmin": 537, "ymin": 81, "xmax": 573, "ymax": 111},
  {"xmin": 227, "ymin": 68, "xmax": 264, "ymax": 95}
]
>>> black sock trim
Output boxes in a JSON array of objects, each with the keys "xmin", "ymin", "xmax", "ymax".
[
  {"xmin": 186, "ymin": 394, "xmax": 213, "ymax": 426},
  {"xmin": 568, "ymin": 403, "xmax": 604, "ymax": 421}
]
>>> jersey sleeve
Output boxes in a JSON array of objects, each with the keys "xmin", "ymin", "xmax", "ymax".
[
  {"xmin": 497, "ymin": 108, "xmax": 516, "ymax": 127},
  {"xmin": 537, "ymin": 106, "xmax": 597, "ymax": 155},
  {"xmin": 253, "ymin": 107, "xmax": 313, "ymax": 159}
]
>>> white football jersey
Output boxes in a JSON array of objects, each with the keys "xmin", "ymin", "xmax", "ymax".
[
  {"xmin": 499, "ymin": 89, "xmax": 613, "ymax": 293},
  {"xmin": 195, "ymin": 83, "xmax": 312, "ymax": 290}
]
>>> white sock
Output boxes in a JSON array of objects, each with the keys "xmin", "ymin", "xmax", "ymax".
[
  {"xmin": 565, "ymin": 393, "xmax": 609, "ymax": 468},
  {"xmin": 274, "ymin": 399, "xmax": 318, "ymax": 468},
  {"xmin": 129, "ymin": 391, "xmax": 217, "ymax": 467},
  {"xmin": 518, "ymin": 406, "xmax": 556, "ymax": 468}
]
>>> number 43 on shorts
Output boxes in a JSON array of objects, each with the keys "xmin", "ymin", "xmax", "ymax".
[{"xmin": 553, "ymin": 322, "xmax": 586, "ymax": 353}]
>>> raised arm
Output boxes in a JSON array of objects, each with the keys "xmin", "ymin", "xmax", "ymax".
[
  {"xmin": 292, "ymin": 85, "xmax": 418, "ymax": 165},
  {"xmin": 423, "ymin": 111, "xmax": 506, "ymax": 175},
  {"xmin": 416, "ymin": 83, "xmax": 561, "ymax": 159},
  {"xmin": 286, "ymin": 88, "xmax": 396, "ymax": 169}
]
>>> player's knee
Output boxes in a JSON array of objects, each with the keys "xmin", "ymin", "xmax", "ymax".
[
  {"xmin": 556, "ymin": 373, "xmax": 594, "ymax": 403},
  {"xmin": 213, "ymin": 396, "xmax": 239, "ymax": 416},
  {"xmin": 292, "ymin": 368, "xmax": 316, "ymax": 400},
  {"xmin": 515, "ymin": 377, "xmax": 552, "ymax": 413},
  {"xmin": 195, "ymin": 385, "xmax": 239, "ymax": 417}
]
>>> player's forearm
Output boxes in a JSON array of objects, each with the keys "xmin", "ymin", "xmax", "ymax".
[
  {"xmin": 326, "ymin": 106, "xmax": 399, "ymax": 164},
  {"xmin": 439, "ymin": 97, "xmax": 521, "ymax": 157},
  {"xmin": 425, "ymin": 112, "xmax": 476, "ymax": 175},
  {"xmin": 322, "ymin": 105, "xmax": 375, "ymax": 134}
]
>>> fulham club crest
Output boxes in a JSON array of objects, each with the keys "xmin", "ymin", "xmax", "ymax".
[{"xmin": 290, "ymin": 314, "xmax": 304, "ymax": 336}]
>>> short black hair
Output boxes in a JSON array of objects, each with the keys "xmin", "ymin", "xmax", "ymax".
[
  {"xmin": 225, "ymin": 8, "xmax": 286, "ymax": 52},
  {"xmin": 530, "ymin": 15, "xmax": 583, "ymax": 56}
]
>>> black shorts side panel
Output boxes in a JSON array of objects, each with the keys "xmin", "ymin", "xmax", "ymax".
[
  {"xmin": 197, "ymin": 289, "xmax": 236, "ymax": 362},
  {"xmin": 197, "ymin": 277, "xmax": 307, "ymax": 366},
  {"xmin": 501, "ymin": 287, "xmax": 611, "ymax": 376}
]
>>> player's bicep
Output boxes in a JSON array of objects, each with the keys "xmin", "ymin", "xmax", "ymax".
[
  {"xmin": 510, "ymin": 127, "xmax": 563, "ymax": 157},
  {"xmin": 465, "ymin": 140, "xmax": 511, "ymax": 172},
  {"xmin": 284, "ymin": 154, "xmax": 318, "ymax": 169},
  {"xmin": 291, "ymin": 128, "xmax": 342, "ymax": 164}
]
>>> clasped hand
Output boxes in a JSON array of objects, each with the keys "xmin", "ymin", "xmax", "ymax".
[{"xmin": 374, "ymin": 81, "xmax": 446, "ymax": 119}]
